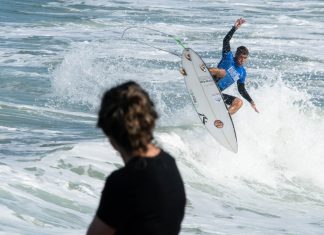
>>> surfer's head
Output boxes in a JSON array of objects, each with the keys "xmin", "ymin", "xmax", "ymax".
[
  {"xmin": 235, "ymin": 46, "xmax": 249, "ymax": 66},
  {"xmin": 97, "ymin": 81, "xmax": 158, "ymax": 156}
]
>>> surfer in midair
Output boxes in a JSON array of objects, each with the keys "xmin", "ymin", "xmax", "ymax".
[{"xmin": 209, "ymin": 18, "xmax": 259, "ymax": 115}]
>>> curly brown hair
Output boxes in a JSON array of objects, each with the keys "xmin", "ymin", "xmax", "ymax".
[{"xmin": 97, "ymin": 81, "xmax": 158, "ymax": 154}]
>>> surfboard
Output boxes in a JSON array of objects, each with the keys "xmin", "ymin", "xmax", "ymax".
[{"xmin": 181, "ymin": 48, "xmax": 238, "ymax": 153}]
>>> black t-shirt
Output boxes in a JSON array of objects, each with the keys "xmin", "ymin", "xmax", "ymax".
[{"xmin": 96, "ymin": 149, "xmax": 186, "ymax": 235}]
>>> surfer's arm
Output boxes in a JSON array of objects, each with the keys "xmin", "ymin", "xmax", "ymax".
[
  {"xmin": 237, "ymin": 82, "xmax": 259, "ymax": 113},
  {"xmin": 237, "ymin": 82, "xmax": 253, "ymax": 103},
  {"xmin": 222, "ymin": 27, "xmax": 236, "ymax": 54},
  {"xmin": 222, "ymin": 18, "xmax": 246, "ymax": 54}
]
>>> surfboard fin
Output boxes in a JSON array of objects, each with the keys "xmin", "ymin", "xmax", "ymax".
[
  {"xmin": 185, "ymin": 53, "xmax": 191, "ymax": 61},
  {"xmin": 200, "ymin": 64, "xmax": 207, "ymax": 72},
  {"xmin": 179, "ymin": 67, "xmax": 187, "ymax": 76}
]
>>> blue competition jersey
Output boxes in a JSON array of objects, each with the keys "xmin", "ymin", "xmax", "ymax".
[{"xmin": 217, "ymin": 51, "xmax": 246, "ymax": 91}]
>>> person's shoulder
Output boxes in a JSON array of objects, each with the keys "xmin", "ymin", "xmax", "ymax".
[
  {"xmin": 158, "ymin": 149, "xmax": 178, "ymax": 167},
  {"xmin": 109, "ymin": 166, "xmax": 126, "ymax": 178},
  {"xmin": 238, "ymin": 68, "xmax": 247, "ymax": 83},
  {"xmin": 223, "ymin": 51, "xmax": 233, "ymax": 58},
  {"xmin": 104, "ymin": 167, "xmax": 126, "ymax": 188},
  {"xmin": 242, "ymin": 66, "xmax": 247, "ymax": 75},
  {"xmin": 159, "ymin": 149, "xmax": 175, "ymax": 160}
]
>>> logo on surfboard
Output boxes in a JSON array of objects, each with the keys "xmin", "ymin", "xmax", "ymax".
[
  {"xmin": 189, "ymin": 90, "xmax": 198, "ymax": 104},
  {"xmin": 198, "ymin": 113, "xmax": 208, "ymax": 125}
]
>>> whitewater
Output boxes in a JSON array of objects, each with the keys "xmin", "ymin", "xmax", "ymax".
[{"xmin": 1, "ymin": 0, "xmax": 324, "ymax": 234}]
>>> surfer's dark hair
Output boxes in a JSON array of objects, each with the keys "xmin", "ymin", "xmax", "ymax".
[
  {"xmin": 97, "ymin": 81, "xmax": 158, "ymax": 154},
  {"xmin": 235, "ymin": 46, "xmax": 249, "ymax": 57}
]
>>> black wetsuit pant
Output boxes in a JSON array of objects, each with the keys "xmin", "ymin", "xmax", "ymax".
[
  {"xmin": 213, "ymin": 76, "xmax": 236, "ymax": 106},
  {"xmin": 222, "ymin": 93, "xmax": 236, "ymax": 105}
]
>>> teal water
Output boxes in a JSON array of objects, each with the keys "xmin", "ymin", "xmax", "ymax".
[{"xmin": 1, "ymin": 0, "xmax": 324, "ymax": 234}]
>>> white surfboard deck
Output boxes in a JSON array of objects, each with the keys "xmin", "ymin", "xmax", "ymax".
[{"xmin": 181, "ymin": 48, "xmax": 238, "ymax": 153}]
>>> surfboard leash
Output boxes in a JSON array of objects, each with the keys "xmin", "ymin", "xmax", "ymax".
[{"xmin": 121, "ymin": 26, "xmax": 187, "ymax": 58}]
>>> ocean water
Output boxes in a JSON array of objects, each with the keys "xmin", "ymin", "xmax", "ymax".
[{"xmin": 1, "ymin": 0, "xmax": 324, "ymax": 234}]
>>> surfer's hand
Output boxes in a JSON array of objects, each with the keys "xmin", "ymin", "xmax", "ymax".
[
  {"xmin": 251, "ymin": 102, "xmax": 259, "ymax": 113},
  {"xmin": 234, "ymin": 18, "xmax": 246, "ymax": 29}
]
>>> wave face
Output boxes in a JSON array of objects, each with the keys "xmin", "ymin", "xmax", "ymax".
[{"xmin": 1, "ymin": 0, "xmax": 324, "ymax": 234}]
